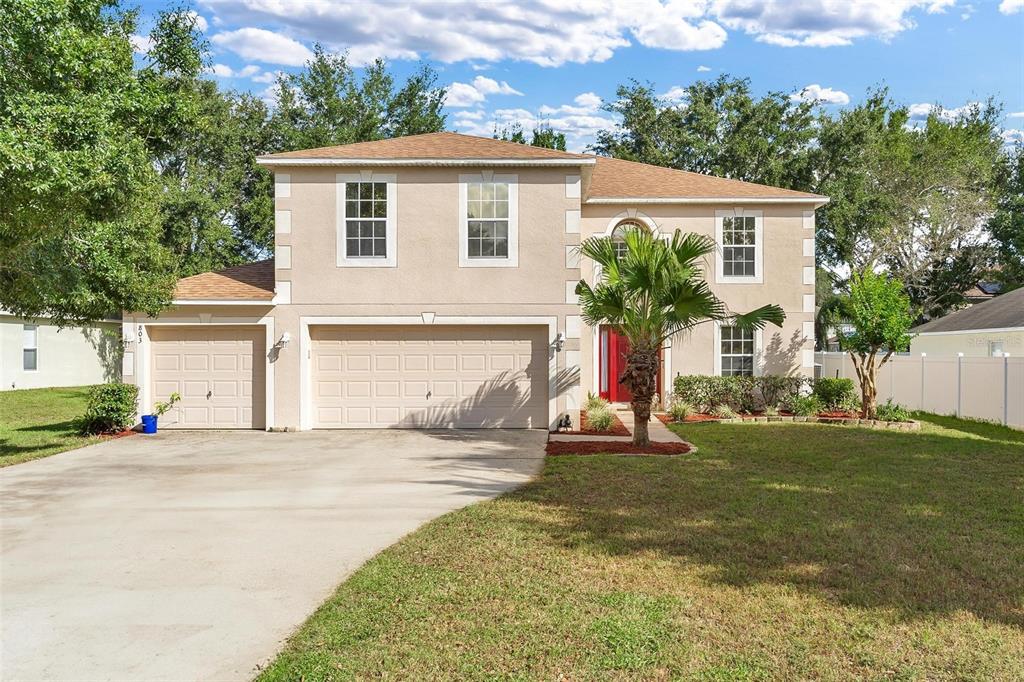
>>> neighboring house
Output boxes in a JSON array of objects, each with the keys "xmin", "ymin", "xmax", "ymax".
[
  {"xmin": 1, "ymin": 310, "xmax": 121, "ymax": 391},
  {"xmin": 122, "ymin": 132, "xmax": 827, "ymax": 431},
  {"xmin": 963, "ymin": 281, "xmax": 1002, "ymax": 304},
  {"xmin": 911, "ymin": 286, "xmax": 1024, "ymax": 358}
]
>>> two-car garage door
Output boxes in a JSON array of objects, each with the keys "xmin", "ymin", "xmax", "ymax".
[{"xmin": 311, "ymin": 325, "xmax": 548, "ymax": 428}]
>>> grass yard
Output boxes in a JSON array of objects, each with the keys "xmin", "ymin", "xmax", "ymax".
[
  {"xmin": 260, "ymin": 414, "xmax": 1024, "ymax": 681},
  {"xmin": 0, "ymin": 386, "xmax": 100, "ymax": 467}
]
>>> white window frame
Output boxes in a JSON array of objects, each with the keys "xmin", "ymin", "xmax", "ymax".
[
  {"xmin": 458, "ymin": 172, "xmax": 519, "ymax": 268},
  {"xmin": 715, "ymin": 209, "xmax": 763, "ymax": 284},
  {"xmin": 713, "ymin": 321, "xmax": 763, "ymax": 377},
  {"xmin": 336, "ymin": 172, "xmax": 397, "ymax": 268},
  {"xmin": 22, "ymin": 324, "xmax": 38, "ymax": 372}
]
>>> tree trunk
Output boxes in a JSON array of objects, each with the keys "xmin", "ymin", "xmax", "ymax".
[
  {"xmin": 850, "ymin": 351, "xmax": 879, "ymax": 419},
  {"xmin": 621, "ymin": 343, "xmax": 659, "ymax": 447}
]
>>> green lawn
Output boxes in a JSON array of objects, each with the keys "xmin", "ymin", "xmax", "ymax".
[
  {"xmin": 0, "ymin": 386, "xmax": 100, "ymax": 467},
  {"xmin": 259, "ymin": 415, "xmax": 1024, "ymax": 681}
]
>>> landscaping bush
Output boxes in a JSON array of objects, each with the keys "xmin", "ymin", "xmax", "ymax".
[
  {"xmin": 74, "ymin": 383, "xmax": 139, "ymax": 435},
  {"xmin": 875, "ymin": 399, "xmax": 912, "ymax": 422},
  {"xmin": 813, "ymin": 377, "xmax": 856, "ymax": 411},
  {"xmin": 758, "ymin": 375, "xmax": 807, "ymax": 410},
  {"xmin": 764, "ymin": 405, "xmax": 780, "ymax": 417},
  {"xmin": 585, "ymin": 406, "xmax": 615, "ymax": 431},
  {"xmin": 583, "ymin": 392, "xmax": 609, "ymax": 412},
  {"xmin": 791, "ymin": 394, "xmax": 824, "ymax": 417},
  {"xmin": 711, "ymin": 404, "xmax": 737, "ymax": 419},
  {"xmin": 673, "ymin": 375, "xmax": 810, "ymax": 413},
  {"xmin": 667, "ymin": 400, "xmax": 693, "ymax": 421}
]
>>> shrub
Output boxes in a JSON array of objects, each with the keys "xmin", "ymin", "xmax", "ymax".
[
  {"xmin": 735, "ymin": 376, "xmax": 759, "ymax": 413},
  {"xmin": 813, "ymin": 377, "xmax": 856, "ymax": 411},
  {"xmin": 667, "ymin": 401, "xmax": 693, "ymax": 422},
  {"xmin": 764, "ymin": 405, "xmax": 780, "ymax": 417},
  {"xmin": 791, "ymin": 394, "xmax": 824, "ymax": 417},
  {"xmin": 75, "ymin": 383, "xmax": 139, "ymax": 435},
  {"xmin": 839, "ymin": 393, "xmax": 863, "ymax": 414},
  {"xmin": 758, "ymin": 375, "xmax": 807, "ymax": 410},
  {"xmin": 585, "ymin": 406, "xmax": 615, "ymax": 431},
  {"xmin": 875, "ymin": 399, "xmax": 912, "ymax": 422},
  {"xmin": 584, "ymin": 392, "xmax": 609, "ymax": 412},
  {"xmin": 711, "ymin": 404, "xmax": 737, "ymax": 419}
]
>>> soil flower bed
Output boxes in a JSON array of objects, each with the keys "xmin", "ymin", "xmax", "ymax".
[
  {"xmin": 552, "ymin": 409, "xmax": 630, "ymax": 437},
  {"xmin": 546, "ymin": 440, "xmax": 691, "ymax": 456}
]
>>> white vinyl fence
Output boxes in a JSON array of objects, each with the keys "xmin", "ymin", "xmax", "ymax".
[{"xmin": 815, "ymin": 352, "xmax": 1024, "ymax": 430}]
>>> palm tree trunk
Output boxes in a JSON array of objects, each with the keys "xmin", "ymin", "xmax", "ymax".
[{"xmin": 622, "ymin": 344, "xmax": 659, "ymax": 447}]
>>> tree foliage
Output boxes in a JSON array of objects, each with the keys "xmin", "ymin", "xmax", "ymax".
[
  {"xmin": 825, "ymin": 271, "xmax": 914, "ymax": 419},
  {"xmin": 495, "ymin": 122, "xmax": 567, "ymax": 150},
  {"xmin": 987, "ymin": 145, "xmax": 1024, "ymax": 292},
  {"xmin": 576, "ymin": 228, "xmax": 784, "ymax": 445},
  {"xmin": 0, "ymin": 0, "xmax": 180, "ymax": 324}
]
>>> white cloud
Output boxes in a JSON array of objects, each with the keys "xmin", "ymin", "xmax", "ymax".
[
  {"xmin": 791, "ymin": 84, "xmax": 850, "ymax": 105},
  {"xmin": 999, "ymin": 0, "xmax": 1024, "ymax": 14},
  {"xmin": 210, "ymin": 28, "xmax": 314, "ymax": 66},
  {"xmin": 130, "ymin": 34, "xmax": 152, "ymax": 54},
  {"xmin": 1001, "ymin": 129, "xmax": 1024, "ymax": 145},
  {"xmin": 251, "ymin": 70, "xmax": 281, "ymax": 84},
  {"xmin": 711, "ymin": 0, "xmax": 956, "ymax": 48},
  {"xmin": 186, "ymin": 10, "xmax": 209, "ymax": 33},
  {"xmin": 574, "ymin": 92, "xmax": 603, "ymax": 109},
  {"xmin": 907, "ymin": 101, "xmax": 981, "ymax": 121},
  {"xmin": 1008, "ymin": 112, "xmax": 1024, "ymax": 118},
  {"xmin": 660, "ymin": 86, "xmax": 689, "ymax": 103},
  {"xmin": 208, "ymin": 63, "xmax": 262, "ymax": 78},
  {"xmin": 445, "ymin": 76, "xmax": 523, "ymax": 107},
  {"xmin": 697, "ymin": 65, "xmax": 712, "ymax": 72}
]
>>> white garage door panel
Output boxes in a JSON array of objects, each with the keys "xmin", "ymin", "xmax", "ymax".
[
  {"xmin": 149, "ymin": 327, "xmax": 265, "ymax": 429},
  {"xmin": 312, "ymin": 326, "xmax": 548, "ymax": 428}
]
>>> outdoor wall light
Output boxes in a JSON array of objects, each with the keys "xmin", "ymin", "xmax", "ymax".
[
  {"xmin": 277, "ymin": 331, "xmax": 291, "ymax": 347},
  {"xmin": 554, "ymin": 332, "xmax": 566, "ymax": 352}
]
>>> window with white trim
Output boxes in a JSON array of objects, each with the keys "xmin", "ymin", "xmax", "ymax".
[
  {"xmin": 459, "ymin": 174, "xmax": 518, "ymax": 267},
  {"xmin": 715, "ymin": 210, "xmax": 763, "ymax": 283},
  {"xmin": 337, "ymin": 173, "xmax": 397, "ymax": 267},
  {"xmin": 719, "ymin": 325, "xmax": 754, "ymax": 376},
  {"xmin": 611, "ymin": 220, "xmax": 646, "ymax": 260},
  {"xmin": 23, "ymin": 324, "xmax": 38, "ymax": 371}
]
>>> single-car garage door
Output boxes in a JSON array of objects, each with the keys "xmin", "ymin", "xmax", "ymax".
[
  {"xmin": 311, "ymin": 325, "xmax": 548, "ymax": 428},
  {"xmin": 149, "ymin": 326, "xmax": 265, "ymax": 429}
]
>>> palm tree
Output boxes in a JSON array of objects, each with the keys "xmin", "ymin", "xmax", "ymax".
[{"xmin": 576, "ymin": 227, "xmax": 786, "ymax": 446}]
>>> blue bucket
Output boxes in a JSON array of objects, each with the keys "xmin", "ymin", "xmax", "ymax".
[{"xmin": 141, "ymin": 415, "xmax": 158, "ymax": 434}]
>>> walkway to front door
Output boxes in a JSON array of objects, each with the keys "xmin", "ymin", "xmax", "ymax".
[{"xmin": 598, "ymin": 326, "xmax": 661, "ymax": 403}]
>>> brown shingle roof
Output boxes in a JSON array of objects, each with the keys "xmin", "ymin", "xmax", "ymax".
[
  {"xmin": 174, "ymin": 260, "xmax": 275, "ymax": 301},
  {"xmin": 912, "ymin": 287, "xmax": 1024, "ymax": 334},
  {"xmin": 260, "ymin": 131, "xmax": 590, "ymax": 161},
  {"xmin": 585, "ymin": 156, "xmax": 825, "ymax": 201}
]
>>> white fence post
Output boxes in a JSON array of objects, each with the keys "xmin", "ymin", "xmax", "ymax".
[
  {"xmin": 1004, "ymin": 353, "xmax": 1011, "ymax": 427},
  {"xmin": 920, "ymin": 353, "xmax": 927, "ymax": 411},
  {"xmin": 956, "ymin": 352, "xmax": 963, "ymax": 417}
]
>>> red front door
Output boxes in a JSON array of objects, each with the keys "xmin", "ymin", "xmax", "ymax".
[{"xmin": 599, "ymin": 326, "xmax": 662, "ymax": 403}]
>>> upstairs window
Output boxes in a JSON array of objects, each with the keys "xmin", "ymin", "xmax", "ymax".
[
  {"xmin": 459, "ymin": 174, "xmax": 519, "ymax": 268},
  {"xmin": 719, "ymin": 325, "xmax": 754, "ymax": 376},
  {"xmin": 23, "ymin": 324, "xmax": 38, "ymax": 371},
  {"xmin": 467, "ymin": 181, "xmax": 509, "ymax": 258},
  {"xmin": 611, "ymin": 220, "xmax": 647, "ymax": 261},
  {"xmin": 337, "ymin": 173, "xmax": 397, "ymax": 267},
  {"xmin": 715, "ymin": 210, "xmax": 763, "ymax": 283}
]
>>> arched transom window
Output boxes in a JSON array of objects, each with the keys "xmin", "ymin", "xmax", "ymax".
[{"xmin": 611, "ymin": 219, "xmax": 648, "ymax": 260}]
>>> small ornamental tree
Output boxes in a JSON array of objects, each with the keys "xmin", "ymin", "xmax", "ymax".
[
  {"xmin": 576, "ymin": 228, "xmax": 785, "ymax": 446},
  {"xmin": 834, "ymin": 271, "xmax": 914, "ymax": 419}
]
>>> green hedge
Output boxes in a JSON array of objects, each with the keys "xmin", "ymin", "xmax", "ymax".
[
  {"xmin": 672, "ymin": 375, "xmax": 808, "ymax": 413},
  {"xmin": 812, "ymin": 377, "xmax": 857, "ymax": 411}
]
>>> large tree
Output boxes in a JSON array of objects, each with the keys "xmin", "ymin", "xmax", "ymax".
[
  {"xmin": 987, "ymin": 145, "xmax": 1024, "ymax": 292},
  {"xmin": 0, "ymin": 0, "xmax": 180, "ymax": 324},
  {"xmin": 592, "ymin": 76, "xmax": 818, "ymax": 190},
  {"xmin": 494, "ymin": 122, "xmax": 567, "ymax": 150},
  {"xmin": 814, "ymin": 90, "xmax": 1004, "ymax": 318},
  {"xmin": 576, "ymin": 228, "xmax": 784, "ymax": 446}
]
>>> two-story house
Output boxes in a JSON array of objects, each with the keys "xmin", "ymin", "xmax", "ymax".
[{"xmin": 122, "ymin": 132, "xmax": 827, "ymax": 431}]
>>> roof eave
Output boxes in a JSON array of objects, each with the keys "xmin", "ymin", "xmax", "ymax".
[
  {"xmin": 171, "ymin": 299, "xmax": 275, "ymax": 305},
  {"xmin": 584, "ymin": 196, "xmax": 829, "ymax": 206},
  {"xmin": 256, "ymin": 157, "xmax": 595, "ymax": 167}
]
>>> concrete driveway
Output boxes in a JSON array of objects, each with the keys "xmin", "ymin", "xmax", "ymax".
[{"xmin": 1, "ymin": 429, "xmax": 545, "ymax": 681}]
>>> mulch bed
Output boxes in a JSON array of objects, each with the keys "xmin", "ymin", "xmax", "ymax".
[
  {"xmin": 553, "ymin": 410, "xmax": 631, "ymax": 437},
  {"xmin": 102, "ymin": 429, "xmax": 138, "ymax": 440},
  {"xmin": 546, "ymin": 440, "xmax": 691, "ymax": 456}
]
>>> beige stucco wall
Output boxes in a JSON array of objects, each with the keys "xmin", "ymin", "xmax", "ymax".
[
  {"xmin": 125, "ymin": 163, "xmax": 818, "ymax": 430},
  {"xmin": 0, "ymin": 315, "xmax": 121, "ymax": 391},
  {"xmin": 911, "ymin": 330, "xmax": 1024, "ymax": 357}
]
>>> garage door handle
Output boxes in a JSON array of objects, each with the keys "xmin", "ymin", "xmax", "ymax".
[
  {"xmin": 426, "ymin": 390, "xmax": 431, "ymax": 400},
  {"xmin": 207, "ymin": 390, "xmax": 212, "ymax": 399}
]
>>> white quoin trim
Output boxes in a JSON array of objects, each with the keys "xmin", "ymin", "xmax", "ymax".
[{"xmin": 298, "ymin": 315, "xmax": 560, "ymax": 431}]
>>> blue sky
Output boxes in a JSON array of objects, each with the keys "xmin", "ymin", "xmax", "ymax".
[{"xmin": 135, "ymin": 0, "xmax": 1024, "ymax": 151}]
